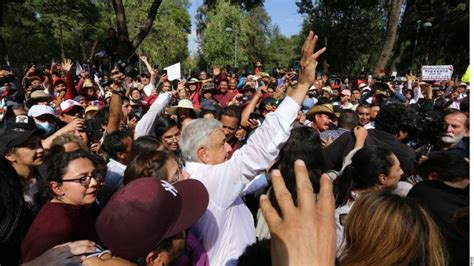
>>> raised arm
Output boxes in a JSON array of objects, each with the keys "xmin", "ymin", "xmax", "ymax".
[
  {"xmin": 199, "ymin": 31, "xmax": 326, "ymax": 207},
  {"xmin": 134, "ymin": 91, "xmax": 174, "ymax": 139},
  {"xmin": 240, "ymin": 86, "xmax": 263, "ymax": 128},
  {"xmin": 140, "ymin": 56, "xmax": 157, "ymax": 87},
  {"xmin": 106, "ymin": 70, "xmax": 126, "ymax": 133}
]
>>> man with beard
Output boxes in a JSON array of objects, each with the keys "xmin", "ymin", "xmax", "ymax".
[{"xmin": 430, "ymin": 110, "xmax": 469, "ymax": 158}]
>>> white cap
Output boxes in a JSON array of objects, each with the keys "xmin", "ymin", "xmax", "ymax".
[
  {"xmin": 28, "ymin": 105, "xmax": 56, "ymax": 117},
  {"xmin": 60, "ymin": 99, "xmax": 82, "ymax": 113}
]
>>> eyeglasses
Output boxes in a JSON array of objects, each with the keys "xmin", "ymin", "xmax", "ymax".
[
  {"xmin": 169, "ymin": 167, "xmax": 184, "ymax": 184},
  {"xmin": 62, "ymin": 171, "xmax": 104, "ymax": 187}
]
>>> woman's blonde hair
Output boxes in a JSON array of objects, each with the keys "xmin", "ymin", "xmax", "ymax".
[{"xmin": 340, "ymin": 190, "xmax": 447, "ymax": 266}]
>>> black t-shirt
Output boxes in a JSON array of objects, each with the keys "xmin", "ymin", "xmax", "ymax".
[{"xmin": 407, "ymin": 180, "xmax": 469, "ymax": 266}]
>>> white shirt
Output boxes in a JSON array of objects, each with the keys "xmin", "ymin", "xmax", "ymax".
[
  {"xmin": 185, "ymin": 96, "xmax": 299, "ymax": 266},
  {"xmin": 134, "ymin": 92, "xmax": 172, "ymax": 139},
  {"xmin": 105, "ymin": 159, "xmax": 126, "ymax": 193}
]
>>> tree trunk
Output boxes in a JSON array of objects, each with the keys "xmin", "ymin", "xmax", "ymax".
[
  {"xmin": 112, "ymin": 0, "xmax": 162, "ymax": 60},
  {"xmin": 373, "ymin": 0, "xmax": 404, "ymax": 75},
  {"xmin": 131, "ymin": 0, "xmax": 163, "ymax": 49}
]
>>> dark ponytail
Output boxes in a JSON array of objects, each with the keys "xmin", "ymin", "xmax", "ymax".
[
  {"xmin": 334, "ymin": 164, "xmax": 356, "ymax": 208},
  {"xmin": 334, "ymin": 146, "xmax": 394, "ymax": 208}
]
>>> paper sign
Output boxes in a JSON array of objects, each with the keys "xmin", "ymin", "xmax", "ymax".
[
  {"xmin": 164, "ymin": 62, "xmax": 181, "ymax": 81},
  {"xmin": 421, "ymin": 65, "xmax": 453, "ymax": 81}
]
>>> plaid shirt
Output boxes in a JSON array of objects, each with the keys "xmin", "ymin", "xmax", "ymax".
[{"xmin": 319, "ymin": 128, "xmax": 349, "ymax": 142}]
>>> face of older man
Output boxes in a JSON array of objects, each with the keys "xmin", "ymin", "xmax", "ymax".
[{"xmin": 440, "ymin": 112, "xmax": 469, "ymax": 147}]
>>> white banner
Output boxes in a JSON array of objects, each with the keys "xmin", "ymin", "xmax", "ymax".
[
  {"xmin": 421, "ymin": 65, "xmax": 453, "ymax": 81},
  {"xmin": 164, "ymin": 62, "xmax": 181, "ymax": 81}
]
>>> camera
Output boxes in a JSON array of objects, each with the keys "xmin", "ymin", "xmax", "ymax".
[
  {"xmin": 308, "ymin": 90, "xmax": 318, "ymax": 98},
  {"xmin": 128, "ymin": 110, "xmax": 144, "ymax": 121},
  {"xmin": 115, "ymin": 60, "xmax": 139, "ymax": 77}
]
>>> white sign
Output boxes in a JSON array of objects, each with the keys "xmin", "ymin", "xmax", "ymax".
[
  {"xmin": 421, "ymin": 65, "xmax": 453, "ymax": 81},
  {"xmin": 164, "ymin": 62, "xmax": 181, "ymax": 81}
]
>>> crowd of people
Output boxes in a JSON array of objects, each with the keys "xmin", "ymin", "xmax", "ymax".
[{"xmin": 0, "ymin": 31, "xmax": 469, "ymax": 265}]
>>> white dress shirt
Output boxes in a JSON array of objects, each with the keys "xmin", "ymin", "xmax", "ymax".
[
  {"xmin": 134, "ymin": 92, "xmax": 172, "ymax": 139},
  {"xmin": 185, "ymin": 96, "xmax": 299, "ymax": 266}
]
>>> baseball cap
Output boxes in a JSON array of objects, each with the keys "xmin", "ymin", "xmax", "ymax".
[
  {"xmin": 186, "ymin": 78, "xmax": 199, "ymax": 84},
  {"xmin": 0, "ymin": 115, "xmax": 43, "ymax": 156},
  {"xmin": 96, "ymin": 178, "xmax": 209, "ymax": 261},
  {"xmin": 28, "ymin": 105, "xmax": 55, "ymax": 117},
  {"xmin": 60, "ymin": 99, "xmax": 83, "ymax": 114}
]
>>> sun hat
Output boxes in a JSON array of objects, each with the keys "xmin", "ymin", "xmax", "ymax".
[
  {"xmin": 25, "ymin": 90, "xmax": 54, "ymax": 107},
  {"xmin": 306, "ymin": 103, "xmax": 336, "ymax": 121},
  {"xmin": 168, "ymin": 99, "xmax": 200, "ymax": 116}
]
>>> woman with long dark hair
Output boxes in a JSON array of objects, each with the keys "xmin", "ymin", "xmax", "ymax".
[
  {"xmin": 0, "ymin": 158, "xmax": 32, "ymax": 265},
  {"xmin": 154, "ymin": 117, "xmax": 185, "ymax": 166}
]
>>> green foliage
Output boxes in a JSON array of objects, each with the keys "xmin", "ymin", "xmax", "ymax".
[
  {"xmin": 2, "ymin": 0, "xmax": 189, "ymax": 70},
  {"xmin": 198, "ymin": 0, "xmax": 297, "ymax": 72},
  {"xmin": 297, "ymin": 0, "xmax": 387, "ymax": 76},
  {"xmin": 263, "ymin": 27, "xmax": 299, "ymax": 70},
  {"xmin": 201, "ymin": 1, "xmax": 253, "ymax": 68},
  {"xmin": 296, "ymin": 0, "xmax": 469, "ymax": 76},
  {"xmin": 3, "ymin": 0, "xmax": 106, "ymax": 65},
  {"xmin": 124, "ymin": 0, "xmax": 191, "ymax": 68}
]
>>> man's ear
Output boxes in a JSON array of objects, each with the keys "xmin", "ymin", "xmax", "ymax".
[
  {"xmin": 196, "ymin": 146, "xmax": 208, "ymax": 164},
  {"xmin": 145, "ymin": 251, "xmax": 163, "ymax": 266},
  {"xmin": 50, "ymin": 182, "xmax": 64, "ymax": 196}
]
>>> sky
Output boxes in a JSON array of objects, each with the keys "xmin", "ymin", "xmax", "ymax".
[{"xmin": 187, "ymin": 0, "xmax": 304, "ymax": 54}]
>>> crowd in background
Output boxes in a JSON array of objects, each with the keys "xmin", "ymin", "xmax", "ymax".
[{"xmin": 0, "ymin": 31, "xmax": 469, "ymax": 266}]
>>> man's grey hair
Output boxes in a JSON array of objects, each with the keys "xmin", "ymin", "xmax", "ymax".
[{"xmin": 180, "ymin": 118, "xmax": 222, "ymax": 162}]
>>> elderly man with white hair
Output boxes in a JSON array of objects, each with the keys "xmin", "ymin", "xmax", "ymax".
[{"xmin": 179, "ymin": 32, "xmax": 326, "ymax": 266}]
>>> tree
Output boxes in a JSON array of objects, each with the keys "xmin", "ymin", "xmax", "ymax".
[
  {"xmin": 263, "ymin": 27, "xmax": 299, "ymax": 70},
  {"xmin": 197, "ymin": 0, "xmax": 280, "ymax": 70},
  {"xmin": 297, "ymin": 0, "xmax": 387, "ymax": 76},
  {"xmin": 373, "ymin": 0, "xmax": 404, "ymax": 74},
  {"xmin": 123, "ymin": 0, "xmax": 191, "ymax": 68},
  {"xmin": 111, "ymin": 0, "xmax": 163, "ymax": 60},
  {"xmin": 2, "ymin": 0, "xmax": 104, "ymax": 66},
  {"xmin": 200, "ymin": 1, "xmax": 253, "ymax": 68}
]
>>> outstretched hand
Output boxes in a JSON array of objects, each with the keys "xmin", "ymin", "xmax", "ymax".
[
  {"xmin": 299, "ymin": 31, "xmax": 326, "ymax": 85},
  {"xmin": 260, "ymin": 160, "xmax": 336, "ymax": 266},
  {"xmin": 61, "ymin": 58, "xmax": 73, "ymax": 73}
]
